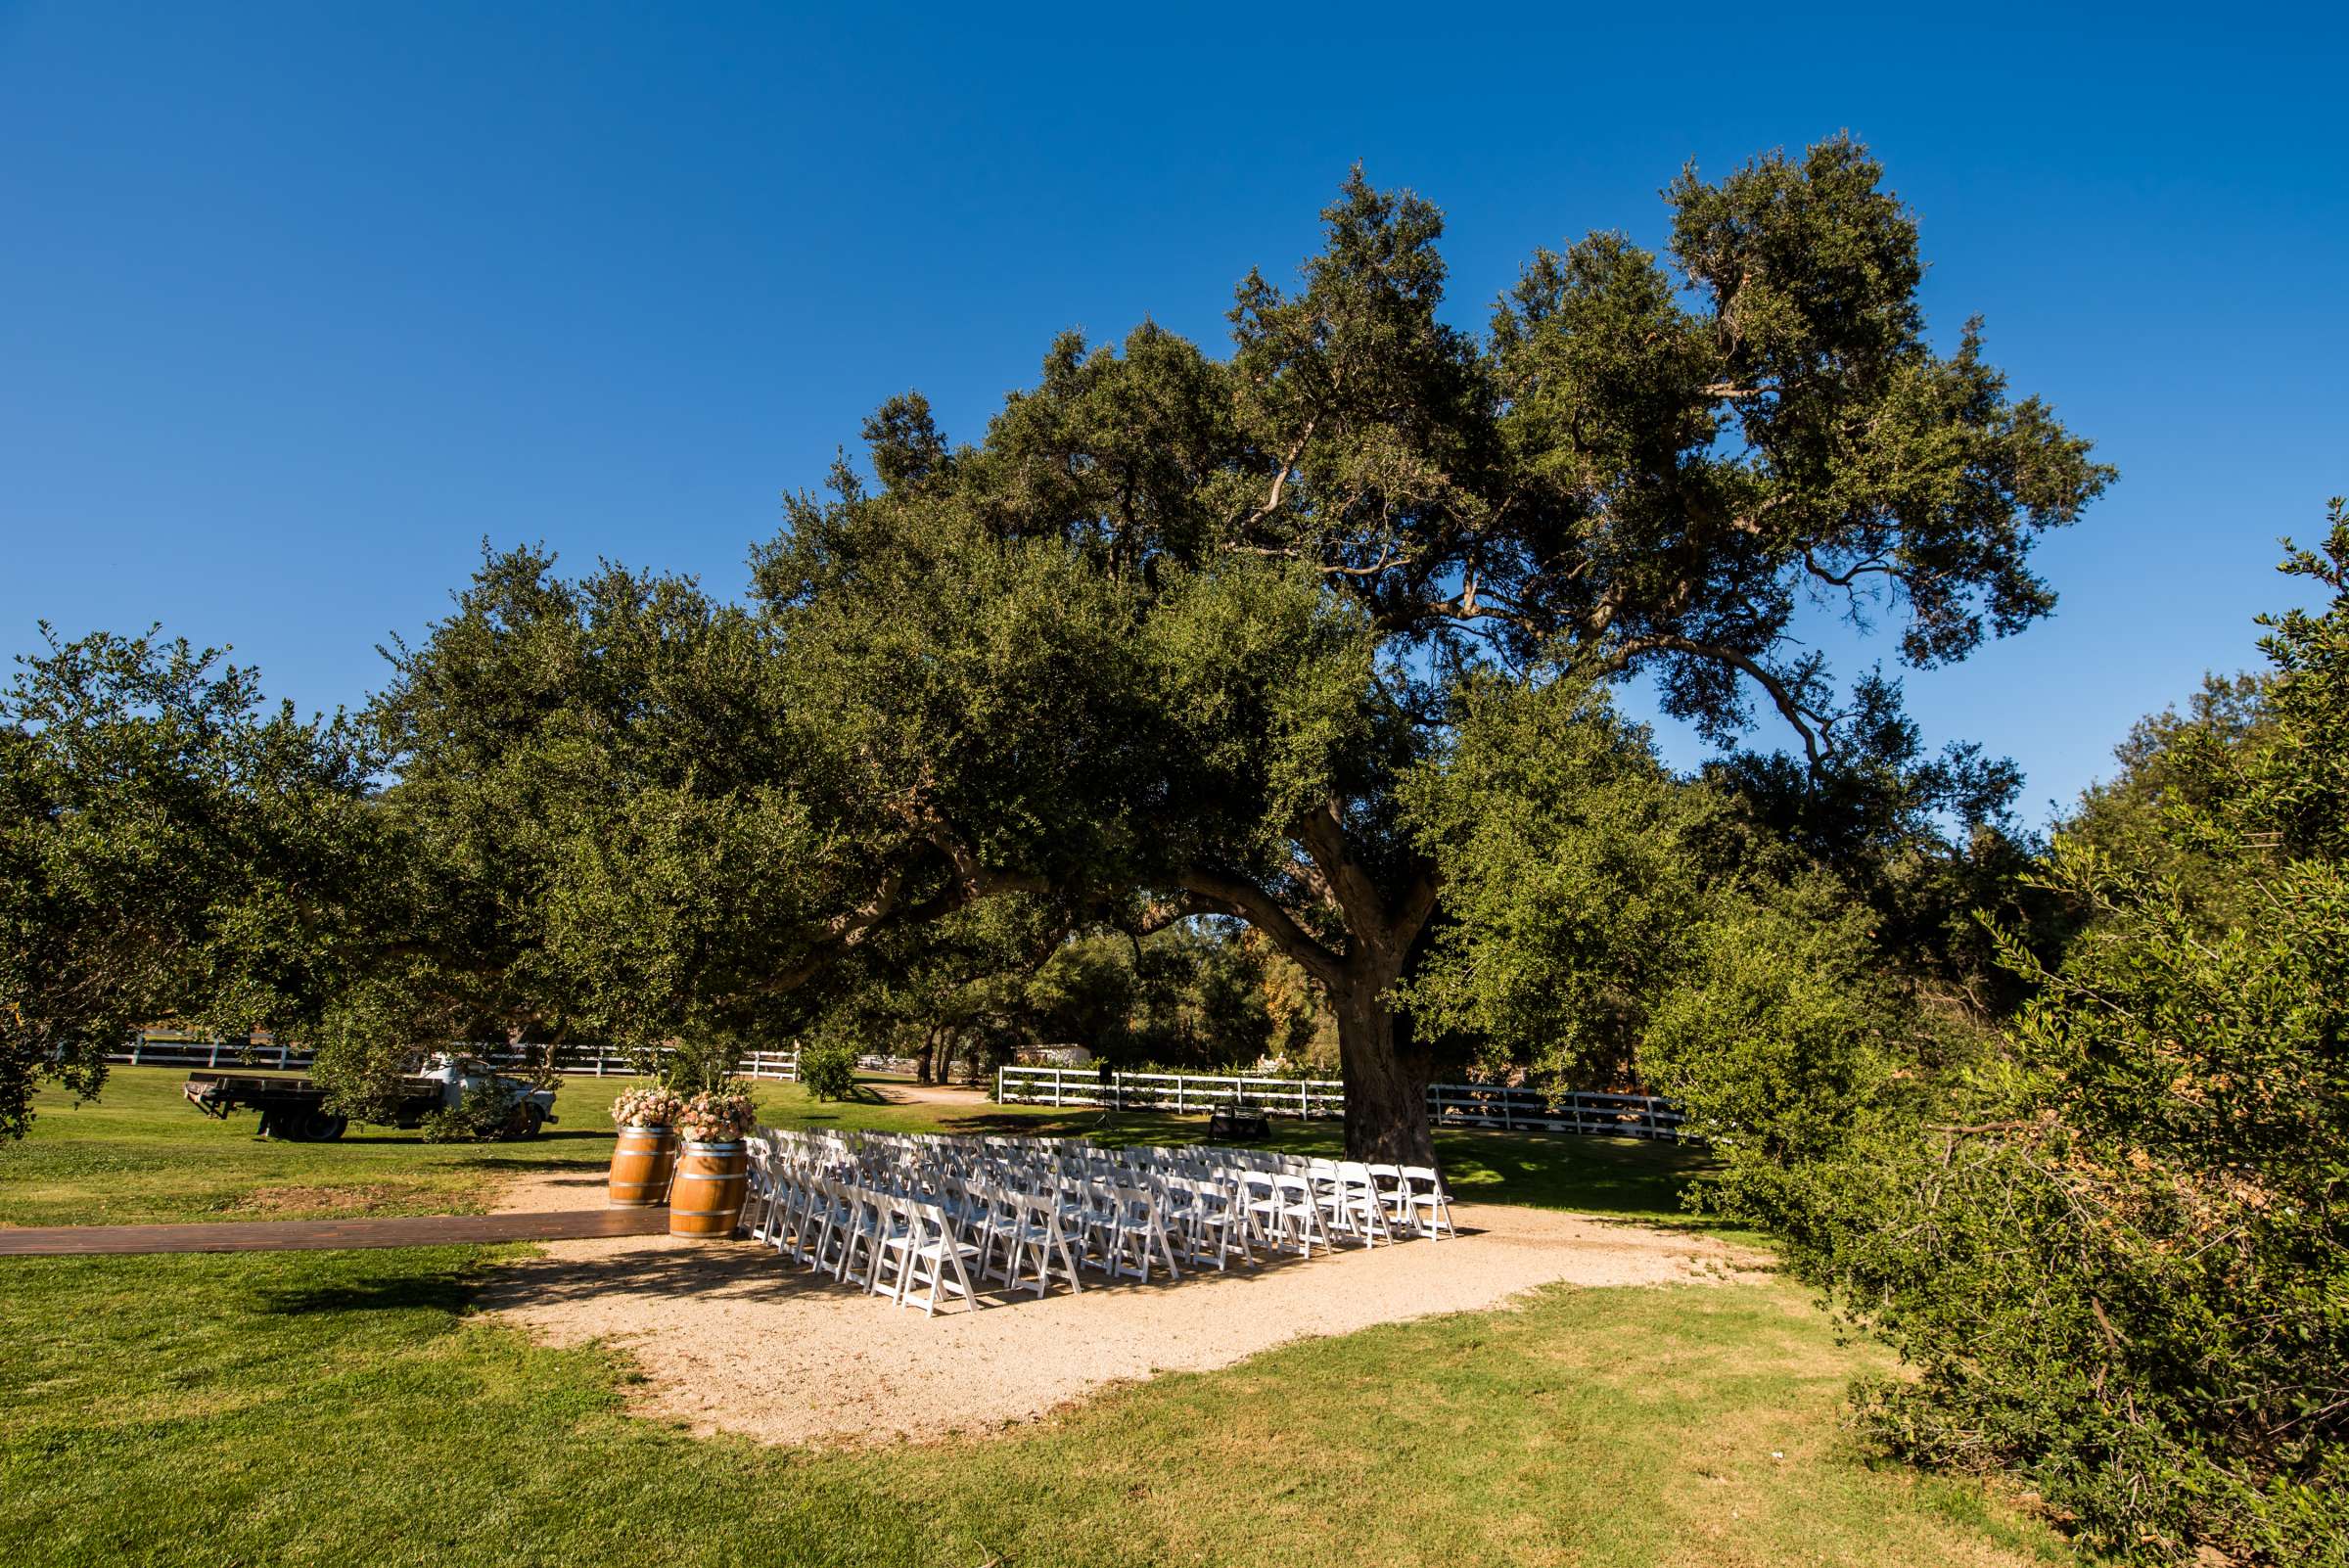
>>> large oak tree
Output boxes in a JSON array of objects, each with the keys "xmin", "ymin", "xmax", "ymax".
[{"xmin": 755, "ymin": 136, "xmax": 2110, "ymax": 1164}]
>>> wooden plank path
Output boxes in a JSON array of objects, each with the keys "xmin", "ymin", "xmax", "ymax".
[{"xmin": 0, "ymin": 1208, "xmax": 669, "ymax": 1257}]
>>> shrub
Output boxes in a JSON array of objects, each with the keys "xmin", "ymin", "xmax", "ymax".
[
  {"xmin": 1760, "ymin": 509, "xmax": 2349, "ymax": 1566},
  {"xmin": 798, "ymin": 1038, "xmax": 857, "ymax": 1101},
  {"xmin": 460, "ymin": 1077, "xmax": 527, "ymax": 1135},
  {"xmin": 417, "ymin": 1107, "xmax": 473, "ymax": 1144}
]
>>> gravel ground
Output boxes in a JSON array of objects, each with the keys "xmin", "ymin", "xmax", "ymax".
[{"xmin": 482, "ymin": 1167, "xmax": 1770, "ymax": 1448}]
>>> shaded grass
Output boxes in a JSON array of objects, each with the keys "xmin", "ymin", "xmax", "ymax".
[{"xmin": 0, "ymin": 1246, "xmax": 2080, "ymax": 1568}]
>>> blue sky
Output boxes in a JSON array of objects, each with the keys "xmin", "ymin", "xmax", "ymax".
[{"xmin": 3, "ymin": 3, "xmax": 2342, "ymax": 821}]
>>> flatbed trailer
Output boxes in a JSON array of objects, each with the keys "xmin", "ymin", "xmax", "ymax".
[{"xmin": 184, "ymin": 1058, "xmax": 556, "ymax": 1142}]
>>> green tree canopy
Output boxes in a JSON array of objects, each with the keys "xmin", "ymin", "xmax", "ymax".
[
  {"xmin": 0, "ymin": 626, "xmax": 371, "ymax": 1134},
  {"xmin": 753, "ymin": 136, "xmax": 2106, "ymax": 1160}
]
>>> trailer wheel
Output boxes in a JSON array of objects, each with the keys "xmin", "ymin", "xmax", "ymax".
[{"xmin": 290, "ymin": 1109, "xmax": 348, "ymax": 1142}]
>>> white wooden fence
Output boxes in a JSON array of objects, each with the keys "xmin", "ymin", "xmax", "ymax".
[
  {"xmin": 109, "ymin": 1033, "xmax": 802, "ymax": 1083},
  {"xmin": 993, "ymin": 1065, "xmax": 1684, "ymax": 1141},
  {"xmin": 114, "ymin": 1037, "xmax": 1680, "ymax": 1137}
]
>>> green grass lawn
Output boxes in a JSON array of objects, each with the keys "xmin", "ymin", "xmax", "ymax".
[
  {"xmin": 0, "ymin": 1067, "xmax": 1713, "ymax": 1227},
  {"xmin": 0, "ymin": 1070, "xmax": 2083, "ymax": 1566}
]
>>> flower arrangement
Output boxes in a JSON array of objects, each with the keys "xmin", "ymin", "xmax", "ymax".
[
  {"xmin": 672, "ymin": 1086, "xmax": 758, "ymax": 1144},
  {"xmin": 610, "ymin": 1085, "xmax": 685, "ymax": 1130}
]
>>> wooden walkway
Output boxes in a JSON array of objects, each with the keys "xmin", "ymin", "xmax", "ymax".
[{"xmin": 0, "ymin": 1208, "xmax": 671, "ymax": 1257}]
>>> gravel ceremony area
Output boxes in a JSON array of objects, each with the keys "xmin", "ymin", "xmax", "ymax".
[{"xmin": 485, "ymin": 1166, "xmax": 1769, "ymax": 1446}]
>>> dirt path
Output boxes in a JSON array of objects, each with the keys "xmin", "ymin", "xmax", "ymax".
[
  {"xmin": 0, "ymin": 1205, "xmax": 666, "ymax": 1256},
  {"xmin": 859, "ymin": 1079, "xmax": 993, "ymax": 1106},
  {"xmin": 483, "ymin": 1167, "xmax": 1769, "ymax": 1448}
]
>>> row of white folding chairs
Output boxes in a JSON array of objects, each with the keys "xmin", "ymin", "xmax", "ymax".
[
  {"xmin": 1021, "ymin": 1146, "xmax": 1456, "ymax": 1250},
  {"xmin": 767, "ymin": 1139, "xmax": 1291, "ymax": 1287},
  {"xmin": 748, "ymin": 1157, "xmax": 1187, "ymax": 1307},
  {"xmin": 744, "ymin": 1131, "xmax": 1454, "ymax": 1276},
  {"xmin": 834, "ymin": 1135, "xmax": 1458, "ymax": 1253}
]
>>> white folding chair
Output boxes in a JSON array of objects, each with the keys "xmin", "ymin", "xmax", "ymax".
[
  {"xmin": 1004, "ymin": 1190, "xmax": 1085, "ymax": 1298},
  {"xmin": 1398, "ymin": 1165, "xmax": 1455, "ymax": 1238},
  {"xmin": 895, "ymin": 1200, "xmax": 986, "ymax": 1315},
  {"xmin": 1331, "ymin": 1161, "xmax": 1393, "ymax": 1246}
]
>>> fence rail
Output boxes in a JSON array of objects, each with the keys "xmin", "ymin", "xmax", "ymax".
[
  {"xmin": 108, "ymin": 1033, "xmax": 802, "ymax": 1083},
  {"xmin": 993, "ymin": 1066, "xmax": 1682, "ymax": 1141},
  {"xmin": 114, "ymin": 1039, "xmax": 1678, "ymax": 1137}
]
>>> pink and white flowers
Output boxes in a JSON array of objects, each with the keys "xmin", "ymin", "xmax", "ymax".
[
  {"xmin": 673, "ymin": 1087, "xmax": 758, "ymax": 1144},
  {"xmin": 610, "ymin": 1085, "xmax": 685, "ymax": 1131}
]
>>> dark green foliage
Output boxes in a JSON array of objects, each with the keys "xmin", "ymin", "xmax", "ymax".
[
  {"xmin": 797, "ymin": 1037, "xmax": 858, "ymax": 1101},
  {"xmin": 1399, "ymin": 666, "xmax": 1941, "ymax": 1190},
  {"xmin": 745, "ymin": 138, "xmax": 2102, "ymax": 1161},
  {"xmin": 1763, "ymin": 506, "xmax": 2349, "ymax": 1566},
  {"xmin": 457, "ymin": 1076, "xmax": 528, "ymax": 1136},
  {"xmin": 1400, "ymin": 671, "xmax": 1724, "ymax": 1087},
  {"xmin": 301, "ymin": 547, "xmax": 898, "ymax": 1111},
  {"xmin": 819, "ymin": 910, "xmax": 1292, "ymax": 1078},
  {"xmin": 0, "ymin": 626, "xmax": 371, "ymax": 1136},
  {"xmin": 1640, "ymin": 887, "xmax": 1922, "ymax": 1179},
  {"xmin": 416, "ymin": 1106, "xmax": 474, "ymax": 1143},
  {"xmin": 9, "ymin": 138, "xmax": 2106, "ymax": 1168},
  {"xmin": 1701, "ymin": 671, "xmax": 2053, "ymax": 1010}
]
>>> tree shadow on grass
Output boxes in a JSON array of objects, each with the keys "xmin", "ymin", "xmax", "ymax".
[
  {"xmin": 453, "ymin": 1153, "xmax": 609, "ymax": 1174},
  {"xmin": 341, "ymin": 1130, "xmax": 609, "ymax": 1148},
  {"xmin": 255, "ymin": 1265, "xmax": 482, "ymax": 1319},
  {"xmin": 931, "ymin": 1110, "xmax": 1118, "ymax": 1137}
]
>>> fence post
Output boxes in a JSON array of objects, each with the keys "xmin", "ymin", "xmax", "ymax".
[
  {"xmin": 1052, "ymin": 1069, "xmax": 1063, "ymax": 1108},
  {"xmin": 277, "ymin": 1042, "xmax": 289, "ymax": 1070}
]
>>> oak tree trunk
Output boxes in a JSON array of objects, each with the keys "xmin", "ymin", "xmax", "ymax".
[{"xmin": 1333, "ymin": 983, "xmax": 1437, "ymax": 1168}]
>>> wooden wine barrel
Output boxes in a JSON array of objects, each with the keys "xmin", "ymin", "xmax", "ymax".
[
  {"xmin": 667, "ymin": 1140, "xmax": 750, "ymax": 1239},
  {"xmin": 608, "ymin": 1126, "xmax": 678, "ymax": 1208}
]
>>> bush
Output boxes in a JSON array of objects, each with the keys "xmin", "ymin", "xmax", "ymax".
[
  {"xmin": 1642, "ymin": 894, "xmax": 1890, "ymax": 1147},
  {"xmin": 416, "ymin": 1076, "xmax": 528, "ymax": 1143},
  {"xmin": 1757, "ymin": 509, "xmax": 2349, "ymax": 1566},
  {"xmin": 798, "ymin": 1038, "xmax": 857, "ymax": 1101},
  {"xmin": 456, "ymin": 1077, "xmax": 526, "ymax": 1137},
  {"xmin": 417, "ymin": 1107, "xmax": 473, "ymax": 1143}
]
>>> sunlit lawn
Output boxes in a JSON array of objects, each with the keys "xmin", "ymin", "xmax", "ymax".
[
  {"xmin": 0, "ymin": 1069, "xmax": 2082, "ymax": 1567},
  {"xmin": 0, "ymin": 1067, "xmax": 1712, "ymax": 1228}
]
